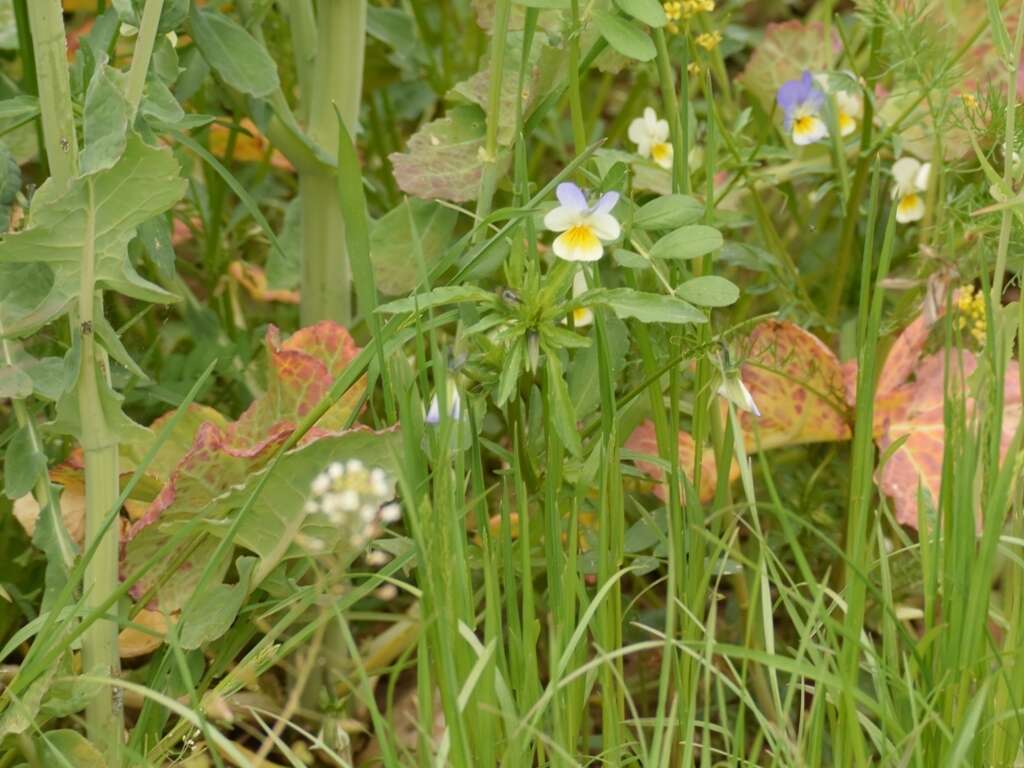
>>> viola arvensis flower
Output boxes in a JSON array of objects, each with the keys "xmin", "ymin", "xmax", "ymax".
[
  {"xmin": 569, "ymin": 269, "xmax": 594, "ymax": 328},
  {"xmin": 628, "ymin": 107, "xmax": 673, "ymax": 169},
  {"xmin": 891, "ymin": 156, "xmax": 931, "ymax": 224},
  {"xmin": 425, "ymin": 381, "xmax": 462, "ymax": 425},
  {"xmin": 544, "ymin": 182, "xmax": 620, "ymax": 263},
  {"xmin": 777, "ymin": 71, "xmax": 828, "ymax": 146}
]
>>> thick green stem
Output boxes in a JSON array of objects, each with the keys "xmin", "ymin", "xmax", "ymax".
[
  {"xmin": 26, "ymin": 0, "xmax": 78, "ymax": 188},
  {"xmin": 78, "ymin": 181, "xmax": 124, "ymax": 760},
  {"xmin": 299, "ymin": 0, "xmax": 366, "ymax": 326}
]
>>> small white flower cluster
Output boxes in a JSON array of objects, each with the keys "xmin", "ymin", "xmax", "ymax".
[{"xmin": 304, "ymin": 459, "xmax": 400, "ymax": 552}]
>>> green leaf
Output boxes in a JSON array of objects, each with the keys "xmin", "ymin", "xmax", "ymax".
[
  {"xmin": 612, "ymin": 248, "xmax": 649, "ymax": 269},
  {"xmin": 137, "ymin": 215, "xmax": 176, "ymax": 280},
  {"xmin": 371, "ymin": 200, "xmax": 458, "ymax": 296},
  {"xmin": 648, "ymin": 224, "xmax": 723, "ymax": 260},
  {"xmin": 0, "ymin": 95, "xmax": 39, "ymax": 124},
  {"xmin": 546, "ymin": 354, "xmax": 582, "ymax": 457},
  {"xmin": 122, "ymin": 324, "xmax": 370, "ymax": 610},
  {"xmin": 377, "ymin": 285, "xmax": 497, "ymax": 314},
  {"xmin": 600, "ymin": 288, "xmax": 706, "ymax": 324},
  {"xmin": 569, "ymin": 314, "xmax": 628, "ymax": 417},
  {"xmin": 592, "ymin": 11, "xmax": 656, "ymax": 62},
  {"xmin": 613, "ymin": 0, "xmax": 667, "ymax": 27},
  {"xmin": 497, "ymin": 336, "xmax": 525, "ymax": 406},
  {"xmin": 114, "ymin": 0, "xmax": 188, "ymax": 33},
  {"xmin": 450, "ymin": 32, "xmax": 563, "ymax": 145},
  {"xmin": 3, "ymin": 426, "xmax": 46, "ymax": 500},
  {"xmin": 36, "ymin": 729, "xmax": 106, "ymax": 768},
  {"xmin": 0, "ymin": 141, "xmax": 21, "ymax": 232},
  {"xmin": 633, "ymin": 194, "xmax": 703, "ymax": 230},
  {"xmin": 81, "ymin": 65, "xmax": 131, "ymax": 175},
  {"xmin": 188, "ymin": 6, "xmax": 280, "ymax": 98},
  {"xmin": 389, "ymin": 105, "xmax": 499, "ymax": 203},
  {"xmin": 0, "ymin": 361, "xmax": 31, "ymax": 399},
  {"xmin": 675, "ymin": 275, "xmax": 739, "ymax": 307},
  {"xmin": 0, "ymin": 136, "xmax": 185, "ymax": 335},
  {"xmin": 179, "ymin": 557, "xmax": 254, "ymax": 649}
]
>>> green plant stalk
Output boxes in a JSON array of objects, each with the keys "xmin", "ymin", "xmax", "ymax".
[
  {"xmin": 77, "ymin": 182, "xmax": 125, "ymax": 760},
  {"xmin": 26, "ymin": 0, "xmax": 77, "ymax": 188},
  {"xmin": 472, "ymin": 0, "xmax": 511, "ymax": 240},
  {"xmin": 125, "ymin": 0, "xmax": 165, "ymax": 115},
  {"xmin": 566, "ymin": 0, "xmax": 587, "ymax": 156},
  {"xmin": 299, "ymin": 0, "xmax": 366, "ymax": 326},
  {"xmin": 654, "ymin": 29, "xmax": 688, "ymax": 194},
  {"xmin": 26, "ymin": 0, "xmax": 127, "ymax": 759}
]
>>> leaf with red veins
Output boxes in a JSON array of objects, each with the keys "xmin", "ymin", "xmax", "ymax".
[
  {"xmin": 121, "ymin": 322, "xmax": 366, "ymax": 610},
  {"xmin": 625, "ymin": 420, "xmax": 733, "ymax": 504},
  {"xmin": 737, "ymin": 320, "xmax": 852, "ymax": 451}
]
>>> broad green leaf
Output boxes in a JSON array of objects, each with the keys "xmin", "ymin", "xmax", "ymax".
[
  {"xmin": 3, "ymin": 426, "xmax": 46, "ymax": 500},
  {"xmin": 0, "ymin": 136, "xmax": 185, "ymax": 335},
  {"xmin": 370, "ymin": 199, "xmax": 458, "ymax": 295},
  {"xmin": 613, "ymin": 0, "xmax": 667, "ymax": 27},
  {"xmin": 649, "ymin": 224, "xmax": 723, "ymax": 260},
  {"xmin": 569, "ymin": 314, "xmax": 628, "ymax": 417},
  {"xmin": 0, "ymin": 141, "xmax": 21, "ymax": 232},
  {"xmin": 545, "ymin": 353, "xmax": 582, "ymax": 457},
  {"xmin": 390, "ymin": 105, "xmax": 499, "ymax": 203},
  {"xmin": 0, "ymin": 95, "xmax": 39, "ymax": 124},
  {"xmin": 81, "ymin": 64, "xmax": 130, "ymax": 175},
  {"xmin": 179, "ymin": 557, "xmax": 254, "ymax": 649},
  {"xmin": 140, "ymin": 79, "xmax": 185, "ymax": 126},
  {"xmin": 633, "ymin": 194, "xmax": 703, "ymax": 230},
  {"xmin": 122, "ymin": 323, "xmax": 368, "ymax": 610},
  {"xmin": 676, "ymin": 275, "xmax": 739, "ymax": 307},
  {"xmin": 36, "ymin": 729, "xmax": 106, "ymax": 768},
  {"xmin": 612, "ymin": 248, "xmax": 649, "ymax": 269},
  {"xmin": 592, "ymin": 11, "xmax": 656, "ymax": 62},
  {"xmin": 377, "ymin": 285, "xmax": 498, "ymax": 314},
  {"xmin": 189, "ymin": 6, "xmax": 280, "ymax": 98},
  {"xmin": 601, "ymin": 288, "xmax": 706, "ymax": 324},
  {"xmin": 0, "ymin": 360, "xmax": 31, "ymax": 399},
  {"xmin": 451, "ymin": 32, "xmax": 564, "ymax": 144},
  {"xmin": 137, "ymin": 215, "xmax": 176, "ymax": 280}
]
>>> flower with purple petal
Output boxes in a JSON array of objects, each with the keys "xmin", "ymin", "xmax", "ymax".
[
  {"xmin": 543, "ymin": 182, "xmax": 621, "ymax": 262},
  {"xmin": 776, "ymin": 71, "xmax": 828, "ymax": 146}
]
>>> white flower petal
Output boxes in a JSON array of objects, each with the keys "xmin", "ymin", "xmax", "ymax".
[
  {"xmin": 544, "ymin": 204, "xmax": 580, "ymax": 232},
  {"xmin": 915, "ymin": 162, "xmax": 931, "ymax": 192},
  {"xmin": 587, "ymin": 212, "xmax": 620, "ymax": 241},
  {"xmin": 644, "ymin": 106, "xmax": 659, "ymax": 132},
  {"xmin": 628, "ymin": 117, "xmax": 648, "ymax": 146},
  {"xmin": 653, "ymin": 118, "xmax": 670, "ymax": 144},
  {"xmin": 572, "ymin": 268, "xmax": 589, "ymax": 298},
  {"xmin": 891, "ymin": 156, "xmax": 922, "ymax": 194},
  {"xmin": 555, "ymin": 182, "xmax": 587, "ymax": 211}
]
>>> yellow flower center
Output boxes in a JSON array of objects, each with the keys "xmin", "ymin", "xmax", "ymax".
[
  {"xmin": 652, "ymin": 143, "xmax": 672, "ymax": 163},
  {"xmin": 794, "ymin": 115, "xmax": 817, "ymax": 136},
  {"xmin": 838, "ymin": 111, "xmax": 856, "ymax": 134},
  {"xmin": 563, "ymin": 224, "xmax": 600, "ymax": 251},
  {"xmin": 897, "ymin": 193, "xmax": 921, "ymax": 217}
]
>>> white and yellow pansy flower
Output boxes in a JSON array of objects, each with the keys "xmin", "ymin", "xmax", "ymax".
[
  {"xmin": 628, "ymin": 107, "xmax": 674, "ymax": 169},
  {"xmin": 834, "ymin": 89, "xmax": 862, "ymax": 137},
  {"xmin": 543, "ymin": 182, "xmax": 620, "ymax": 263},
  {"xmin": 777, "ymin": 71, "xmax": 829, "ymax": 146},
  {"xmin": 891, "ymin": 156, "xmax": 931, "ymax": 224}
]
